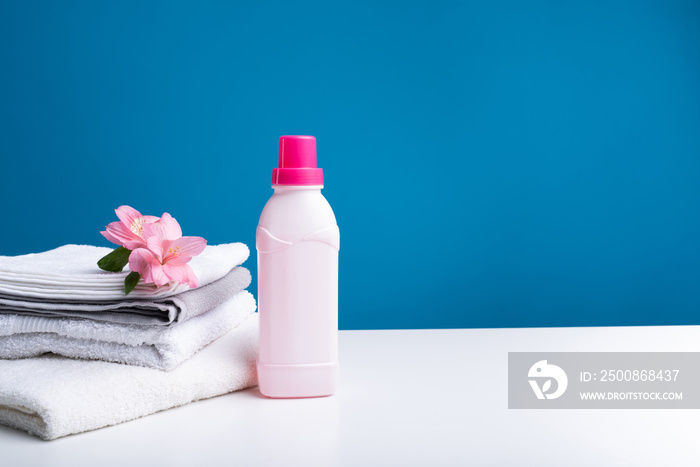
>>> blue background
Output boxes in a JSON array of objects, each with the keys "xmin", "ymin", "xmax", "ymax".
[{"xmin": 1, "ymin": 1, "xmax": 699, "ymax": 329}]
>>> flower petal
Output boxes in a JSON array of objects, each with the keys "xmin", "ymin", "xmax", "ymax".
[
  {"xmin": 102, "ymin": 221, "xmax": 142, "ymax": 248},
  {"xmin": 163, "ymin": 263, "xmax": 198, "ymax": 288},
  {"xmin": 122, "ymin": 239, "xmax": 148, "ymax": 250},
  {"xmin": 128, "ymin": 248, "xmax": 159, "ymax": 284},
  {"xmin": 143, "ymin": 212, "xmax": 182, "ymax": 242},
  {"xmin": 158, "ymin": 213, "xmax": 183, "ymax": 240},
  {"xmin": 163, "ymin": 236, "xmax": 207, "ymax": 265},
  {"xmin": 150, "ymin": 263, "xmax": 169, "ymax": 286},
  {"xmin": 101, "ymin": 229, "xmax": 123, "ymax": 247},
  {"xmin": 145, "ymin": 236, "xmax": 164, "ymax": 261},
  {"xmin": 115, "ymin": 206, "xmax": 143, "ymax": 227}
]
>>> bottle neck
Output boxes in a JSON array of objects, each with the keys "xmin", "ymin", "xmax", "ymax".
[{"xmin": 272, "ymin": 185, "xmax": 323, "ymax": 194}]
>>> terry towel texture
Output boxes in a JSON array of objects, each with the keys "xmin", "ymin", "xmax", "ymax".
[
  {"xmin": 0, "ymin": 243, "xmax": 250, "ymax": 325},
  {"xmin": 0, "ymin": 312, "xmax": 259, "ymax": 440},
  {"xmin": 0, "ymin": 290, "xmax": 255, "ymax": 370},
  {"xmin": 0, "ymin": 266, "xmax": 251, "ymax": 326},
  {"xmin": 0, "ymin": 243, "xmax": 249, "ymax": 299}
]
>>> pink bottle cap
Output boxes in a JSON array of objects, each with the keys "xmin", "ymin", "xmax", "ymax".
[{"xmin": 272, "ymin": 135, "xmax": 324, "ymax": 186}]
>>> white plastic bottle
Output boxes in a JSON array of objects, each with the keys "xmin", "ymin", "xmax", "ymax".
[{"xmin": 256, "ymin": 135, "xmax": 339, "ymax": 398}]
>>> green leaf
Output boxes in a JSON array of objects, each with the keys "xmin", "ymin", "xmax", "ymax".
[
  {"xmin": 97, "ymin": 246, "xmax": 131, "ymax": 272},
  {"xmin": 124, "ymin": 271, "xmax": 141, "ymax": 295}
]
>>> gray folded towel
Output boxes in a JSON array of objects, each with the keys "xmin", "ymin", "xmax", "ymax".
[
  {"xmin": 0, "ymin": 290, "xmax": 257, "ymax": 370},
  {"xmin": 0, "ymin": 267, "xmax": 251, "ymax": 326}
]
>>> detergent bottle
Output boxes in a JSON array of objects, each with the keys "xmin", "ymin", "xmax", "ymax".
[{"xmin": 256, "ymin": 135, "xmax": 339, "ymax": 398}]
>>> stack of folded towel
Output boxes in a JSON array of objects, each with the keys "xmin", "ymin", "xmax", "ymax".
[{"xmin": 0, "ymin": 243, "xmax": 259, "ymax": 440}]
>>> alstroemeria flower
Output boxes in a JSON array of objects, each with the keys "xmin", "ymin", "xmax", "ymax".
[
  {"xmin": 101, "ymin": 205, "xmax": 160, "ymax": 250},
  {"xmin": 128, "ymin": 213, "xmax": 206, "ymax": 288}
]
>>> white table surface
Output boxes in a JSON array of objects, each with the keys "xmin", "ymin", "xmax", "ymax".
[{"xmin": 2, "ymin": 325, "xmax": 700, "ymax": 466}]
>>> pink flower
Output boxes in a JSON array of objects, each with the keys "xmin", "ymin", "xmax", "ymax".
[
  {"xmin": 128, "ymin": 213, "xmax": 207, "ymax": 288},
  {"xmin": 101, "ymin": 206, "xmax": 160, "ymax": 250}
]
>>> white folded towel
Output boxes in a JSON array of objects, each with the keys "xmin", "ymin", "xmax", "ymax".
[
  {"xmin": 0, "ymin": 312, "xmax": 259, "ymax": 440},
  {"xmin": 0, "ymin": 291, "xmax": 256, "ymax": 370},
  {"xmin": 0, "ymin": 243, "xmax": 249, "ymax": 300}
]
